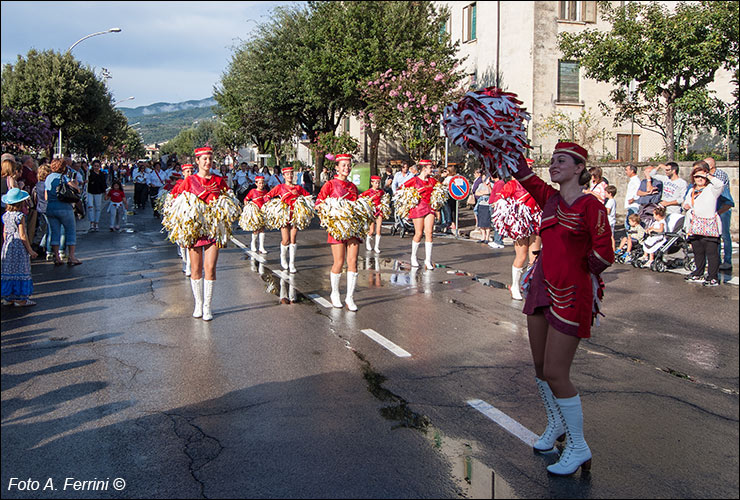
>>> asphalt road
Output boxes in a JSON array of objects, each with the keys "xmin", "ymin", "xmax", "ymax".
[{"xmin": 2, "ymin": 195, "xmax": 738, "ymax": 499}]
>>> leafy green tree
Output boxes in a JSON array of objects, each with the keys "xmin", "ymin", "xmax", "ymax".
[
  {"xmin": 1, "ymin": 49, "xmax": 119, "ymax": 157},
  {"xmin": 559, "ymin": 1, "xmax": 739, "ymax": 160}
]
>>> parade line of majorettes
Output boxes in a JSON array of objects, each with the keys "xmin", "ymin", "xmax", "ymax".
[{"xmin": 160, "ymin": 139, "xmax": 614, "ymax": 478}]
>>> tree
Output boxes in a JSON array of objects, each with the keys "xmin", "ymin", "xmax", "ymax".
[
  {"xmin": 536, "ymin": 108, "xmax": 614, "ymax": 161},
  {"xmin": 2, "ymin": 49, "xmax": 120, "ymax": 157},
  {"xmin": 360, "ymin": 58, "xmax": 465, "ymax": 162},
  {"xmin": 308, "ymin": 132, "xmax": 360, "ymax": 161},
  {"xmin": 558, "ymin": 1, "xmax": 739, "ymax": 160}
]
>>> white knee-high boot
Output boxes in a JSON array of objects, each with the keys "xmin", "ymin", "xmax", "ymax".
[
  {"xmin": 250, "ymin": 233, "xmax": 257, "ymax": 252},
  {"xmin": 184, "ymin": 250, "xmax": 191, "ymax": 277},
  {"xmin": 191, "ymin": 278, "xmax": 203, "ymax": 318},
  {"xmin": 330, "ymin": 272, "xmax": 343, "ymax": 308},
  {"xmin": 533, "ymin": 378, "xmax": 566, "ymax": 452},
  {"xmin": 258, "ymin": 232, "xmax": 266, "ymax": 253},
  {"xmin": 511, "ymin": 266, "xmax": 524, "ymax": 301},
  {"xmin": 374, "ymin": 235, "xmax": 381, "ymax": 253},
  {"xmin": 410, "ymin": 241, "xmax": 420, "ymax": 267},
  {"xmin": 365, "ymin": 235, "xmax": 373, "ymax": 251},
  {"xmin": 288, "ymin": 243, "xmax": 297, "ymax": 273},
  {"xmin": 345, "ymin": 271, "xmax": 358, "ymax": 311},
  {"xmin": 280, "ymin": 244, "xmax": 289, "ymax": 270},
  {"xmin": 202, "ymin": 279, "xmax": 215, "ymax": 321},
  {"xmin": 424, "ymin": 242, "xmax": 434, "ymax": 270},
  {"xmin": 547, "ymin": 394, "xmax": 592, "ymax": 476}
]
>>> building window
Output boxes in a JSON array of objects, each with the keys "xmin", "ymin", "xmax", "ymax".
[
  {"xmin": 343, "ymin": 117, "xmax": 350, "ymax": 133},
  {"xmin": 559, "ymin": 1, "xmax": 597, "ymax": 23},
  {"xmin": 558, "ymin": 61, "xmax": 580, "ymax": 103},
  {"xmin": 462, "ymin": 3, "xmax": 477, "ymax": 42},
  {"xmin": 617, "ymin": 134, "xmax": 640, "ymax": 162}
]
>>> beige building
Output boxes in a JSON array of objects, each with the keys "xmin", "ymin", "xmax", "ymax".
[{"xmin": 343, "ymin": 1, "xmax": 736, "ymax": 166}]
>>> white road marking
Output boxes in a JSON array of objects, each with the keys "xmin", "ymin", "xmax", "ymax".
[
  {"xmin": 273, "ymin": 269, "xmax": 290, "ymax": 281},
  {"xmin": 361, "ymin": 329, "xmax": 412, "ymax": 358},
  {"xmin": 230, "ymin": 236, "xmax": 247, "ymax": 249},
  {"xmin": 467, "ymin": 399, "xmax": 539, "ymax": 447},
  {"xmin": 231, "ymin": 237, "xmax": 267, "ymax": 262},
  {"xmin": 306, "ymin": 293, "xmax": 333, "ymax": 309}
]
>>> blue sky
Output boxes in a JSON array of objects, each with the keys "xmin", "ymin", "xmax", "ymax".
[{"xmin": 1, "ymin": 1, "xmax": 296, "ymax": 108}]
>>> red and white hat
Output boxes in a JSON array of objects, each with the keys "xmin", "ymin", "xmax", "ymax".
[
  {"xmin": 334, "ymin": 154, "xmax": 353, "ymax": 162},
  {"xmin": 170, "ymin": 171, "xmax": 182, "ymax": 179},
  {"xmin": 553, "ymin": 142, "xmax": 588, "ymax": 163},
  {"xmin": 180, "ymin": 163, "xmax": 194, "ymax": 171},
  {"xmin": 370, "ymin": 175, "xmax": 381, "ymax": 181},
  {"xmin": 418, "ymin": 159, "xmax": 433, "ymax": 166},
  {"xmin": 281, "ymin": 166, "xmax": 294, "ymax": 174},
  {"xmin": 255, "ymin": 175, "xmax": 265, "ymax": 180},
  {"xmin": 194, "ymin": 147, "xmax": 213, "ymax": 157}
]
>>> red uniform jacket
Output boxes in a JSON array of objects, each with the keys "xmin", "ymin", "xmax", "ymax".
[
  {"xmin": 403, "ymin": 176, "xmax": 438, "ymax": 219},
  {"xmin": 316, "ymin": 178, "xmax": 360, "ymax": 244},
  {"xmin": 175, "ymin": 174, "xmax": 229, "ymax": 204},
  {"xmin": 245, "ymin": 188, "xmax": 269, "ymax": 209},
  {"xmin": 514, "ymin": 159, "xmax": 614, "ymax": 338},
  {"xmin": 360, "ymin": 187, "xmax": 384, "ymax": 217},
  {"xmin": 264, "ymin": 183, "xmax": 311, "ymax": 209}
]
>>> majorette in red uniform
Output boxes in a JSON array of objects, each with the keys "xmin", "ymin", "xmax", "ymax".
[
  {"xmin": 263, "ymin": 166, "xmax": 311, "ymax": 273},
  {"xmin": 512, "ymin": 142, "xmax": 614, "ymax": 476},
  {"xmin": 245, "ymin": 175, "xmax": 269, "ymax": 254},
  {"xmin": 315, "ymin": 154, "xmax": 362, "ymax": 311},
  {"xmin": 491, "ymin": 172, "xmax": 543, "ymax": 300},
  {"xmin": 170, "ymin": 163, "xmax": 193, "ymax": 277},
  {"xmin": 402, "ymin": 159, "xmax": 438, "ymax": 270},
  {"xmin": 174, "ymin": 147, "xmax": 230, "ymax": 321},
  {"xmin": 360, "ymin": 175, "xmax": 386, "ymax": 253}
]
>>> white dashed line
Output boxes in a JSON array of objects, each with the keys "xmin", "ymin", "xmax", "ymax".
[
  {"xmin": 306, "ymin": 293, "xmax": 333, "ymax": 309},
  {"xmin": 361, "ymin": 329, "xmax": 412, "ymax": 358},
  {"xmin": 467, "ymin": 399, "xmax": 539, "ymax": 447}
]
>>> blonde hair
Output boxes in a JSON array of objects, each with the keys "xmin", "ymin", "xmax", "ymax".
[
  {"xmin": 2, "ymin": 159, "xmax": 20, "ymax": 178},
  {"xmin": 37, "ymin": 165, "xmax": 52, "ymax": 182}
]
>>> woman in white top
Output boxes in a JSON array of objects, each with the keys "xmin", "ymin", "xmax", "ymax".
[{"xmin": 682, "ymin": 161, "xmax": 724, "ymax": 286}]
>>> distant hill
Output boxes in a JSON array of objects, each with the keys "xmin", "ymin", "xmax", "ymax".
[{"xmin": 118, "ymin": 97, "xmax": 217, "ymax": 145}]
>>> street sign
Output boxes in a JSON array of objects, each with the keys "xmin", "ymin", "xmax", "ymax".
[{"xmin": 448, "ymin": 175, "xmax": 470, "ymax": 200}]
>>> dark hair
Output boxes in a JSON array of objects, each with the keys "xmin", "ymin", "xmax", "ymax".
[
  {"xmin": 589, "ymin": 166, "xmax": 603, "ymax": 183},
  {"xmin": 653, "ymin": 205, "xmax": 666, "ymax": 218},
  {"xmin": 626, "ymin": 165, "xmax": 637, "ymax": 175},
  {"xmin": 666, "ymin": 161, "xmax": 679, "ymax": 173},
  {"xmin": 578, "ymin": 163, "xmax": 590, "ymax": 186},
  {"xmin": 111, "ymin": 180, "xmax": 122, "ymax": 190},
  {"xmin": 605, "ymin": 185, "xmax": 617, "ymax": 196},
  {"xmin": 692, "ymin": 160, "xmax": 709, "ymax": 171}
]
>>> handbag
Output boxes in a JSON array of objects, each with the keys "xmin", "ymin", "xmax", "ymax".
[
  {"xmin": 689, "ymin": 214, "xmax": 720, "ymax": 237},
  {"xmin": 56, "ymin": 178, "xmax": 81, "ymax": 203}
]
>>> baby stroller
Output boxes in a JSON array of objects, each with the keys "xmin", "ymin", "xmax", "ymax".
[
  {"xmin": 649, "ymin": 213, "xmax": 695, "ymax": 273},
  {"xmin": 390, "ymin": 211, "xmax": 415, "ymax": 238}
]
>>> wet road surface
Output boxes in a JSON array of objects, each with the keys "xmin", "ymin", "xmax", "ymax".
[{"xmin": 2, "ymin": 200, "xmax": 738, "ymax": 498}]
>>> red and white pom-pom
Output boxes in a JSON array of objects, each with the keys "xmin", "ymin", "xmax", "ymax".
[
  {"xmin": 443, "ymin": 87, "xmax": 530, "ymax": 179},
  {"xmin": 491, "ymin": 198, "xmax": 541, "ymax": 241}
]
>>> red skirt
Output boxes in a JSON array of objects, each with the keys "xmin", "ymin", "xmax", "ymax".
[
  {"xmin": 192, "ymin": 236, "xmax": 216, "ymax": 248},
  {"xmin": 408, "ymin": 200, "xmax": 433, "ymax": 219},
  {"xmin": 327, "ymin": 235, "xmax": 362, "ymax": 245}
]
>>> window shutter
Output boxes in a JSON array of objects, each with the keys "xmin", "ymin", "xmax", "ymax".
[
  {"xmin": 582, "ymin": 1, "xmax": 597, "ymax": 23},
  {"xmin": 471, "ymin": 3, "xmax": 477, "ymax": 40},
  {"xmin": 558, "ymin": 61, "xmax": 580, "ymax": 103}
]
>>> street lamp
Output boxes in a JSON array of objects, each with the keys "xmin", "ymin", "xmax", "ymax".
[
  {"xmin": 113, "ymin": 96, "xmax": 135, "ymax": 106},
  {"xmin": 68, "ymin": 27, "xmax": 122, "ymax": 53},
  {"xmin": 57, "ymin": 27, "xmax": 123, "ymax": 156}
]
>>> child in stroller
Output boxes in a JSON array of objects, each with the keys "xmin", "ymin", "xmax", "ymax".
[
  {"xmin": 639, "ymin": 205, "xmax": 667, "ymax": 267},
  {"xmin": 390, "ymin": 208, "xmax": 415, "ymax": 238},
  {"xmin": 645, "ymin": 211, "xmax": 694, "ymax": 273},
  {"xmin": 615, "ymin": 213, "xmax": 645, "ymax": 263}
]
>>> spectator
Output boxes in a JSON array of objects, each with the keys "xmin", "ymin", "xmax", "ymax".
[
  {"xmin": 33, "ymin": 164, "xmax": 51, "ymax": 259},
  {"xmin": 391, "ymin": 161, "xmax": 414, "ymax": 194},
  {"xmin": 302, "ymin": 167, "xmax": 314, "ymax": 195},
  {"xmin": 268, "ymin": 167, "xmax": 283, "ymax": 189},
  {"xmin": 474, "ymin": 175, "xmax": 492, "ymax": 244},
  {"xmin": 487, "ymin": 172, "xmax": 506, "ymax": 248},
  {"xmin": 319, "ymin": 166, "xmax": 330, "ymax": 189},
  {"xmin": 604, "ymin": 185, "xmax": 617, "ymax": 250},
  {"xmin": 381, "ymin": 165, "xmax": 394, "ymax": 195},
  {"xmin": 132, "ymin": 161, "xmax": 149, "ymax": 209},
  {"xmin": 586, "ymin": 167, "xmax": 608, "ymax": 203},
  {"xmin": 441, "ymin": 163, "xmax": 460, "ymax": 233},
  {"xmin": 623, "ymin": 164, "xmax": 641, "ymax": 218},
  {"xmin": 105, "ymin": 180, "xmax": 128, "ymax": 231},
  {"xmin": 234, "ymin": 162, "xmax": 251, "ymax": 202},
  {"xmin": 657, "ymin": 162, "xmax": 688, "ymax": 215},
  {"xmin": 704, "ymin": 157, "xmax": 734, "ymax": 271},
  {"xmin": 87, "ymin": 159, "xmax": 107, "ymax": 232},
  {"xmin": 641, "ymin": 205, "xmax": 667, "ymax": 266},
  {"xmin": 45, "ymin": 158, "xmax": 82, "ymax": 266},
  {"xmin": 1, "ymin": 188, "xmax": 38, "ymax": 306},
  {"xmin": 147, "ymin": 161, "xmax": 166, "ymax": 216},
  {"xmin": 636, "ymin": 165, "xmax": 664, "ymax": 225},
  {"xmin": 682, "ymin": 161, "xmax": 723, "ymax": 286},
  {"xmin": 470, "ymin": 168, "xmax": 484, "ymax": 228},
  {"xmin": 615, "ymin": 213, "xmax": 645, "ymax": 263}
]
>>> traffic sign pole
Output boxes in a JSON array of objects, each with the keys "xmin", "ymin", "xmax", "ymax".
[{"xmin": 447, "ymin": 175, "xmax": 470, "ymax": 239}]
